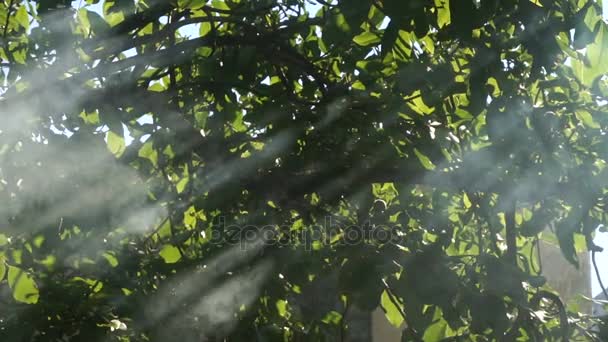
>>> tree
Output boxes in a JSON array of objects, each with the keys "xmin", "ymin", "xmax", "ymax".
[{"xmin": 0, "ymin": 0, "xmax": 607, "ymax": 340}]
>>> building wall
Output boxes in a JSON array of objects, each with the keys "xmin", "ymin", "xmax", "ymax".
[
  {"xmin": 371, "ymin": 307, "xmax": 402, "ymax": 342},
  {"xmin": 538, "ymin": 241, "xmax": 591, "ymax": 311}
]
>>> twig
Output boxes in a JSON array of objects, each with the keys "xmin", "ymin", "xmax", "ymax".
[
  {"xmin": 592, "ymin": 250, "xmax": 608, "ymax": 299},
  {"xmin": 339, "ymin": 301, "xmax": 349, "ymax": 342},
  {"xmin": 202, "ymin": 3, "xmax": 276, "ymax": 15},
  {"xmin": 381, "ymin": 279, "xmax": 420, "ymax": 340},
  {"xmin": 310, "ymin": 0, "xmax": 335, "ymax": 7},
  {"xmin": 143, "ymin": 216, "xmax": 170, "ymax": 244},
  {"xmin": 530, "ymin": 290, "xmax": 569, "ymax": 340},
  {"xmin": 505, "ymin": 200, "xmax": 518, "ymax": 266}
]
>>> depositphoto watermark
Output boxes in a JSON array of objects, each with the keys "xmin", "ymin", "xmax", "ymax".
[{"xmin": 207, "ymin": 217, "xmax": 403, "ymax": 250}]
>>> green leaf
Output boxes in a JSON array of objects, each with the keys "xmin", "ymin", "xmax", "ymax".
[
  {"xmin": 7, "ymin": 266, "xmax": 39, "ymax": 304},
  {"xmin": 102, "ymin": 252, "xmax": 119, "ymax": 267},
  {"xmin": 454, "ymin": 108, "xmax": 473, "ymax": 119},
  {"xmin": 103, "ymin": 3, "xmax": 125, "ymax": 27},
  {"xmin": 0, "ymin": 257, "xmax": 5, "ymax": 281},
  {"xmin": 423, "ymin": 317, "xmax": 448, "ymax": 341},
  {"xmin": 408, "ymin": 91, "xmax": 434, "ymax": 115},
  {"xmin": 106, "ymin": 131, "xmax": 126, "ymax": 157},
  {"xmin": 211, "ymin": 0, "xmax": 231, "ymax": 13},
  {"xmin": 462, "ymin": 193, "xmax": 472, "ymax": 208},
  {"xmin": 200, "ymin": 21, "xmax": 212, "ymax": 37},
  {"xmin": 138, "ymin": 141, "xmax": 158, "ymax": 167},
  {"xmin": 333, "ymin": 13, "xmax": 350, "ymax": 32},
  {"xmin": 148, "ymin": 83, "xmax": 166, "ymax": 92},
  {"xmin": 15, "ymin": 6, "xmax": 29, "ymax": 30},
  {"xmin": 321, "ymin": 311, "xmax": 343, "ymax": 325},
  {"xmin": 573, "ymin": 233, "xmax": 587, "ymax": 253},
  {"xmin": 176, "ymin": 177, "xmax": 189, "ymax": 194},
  {"xmin": 159, "ymin": 245, "xmax": 181, "ymax": 264},
  {"xmin": 1, "ymin": 0, "xmax": 604, "ymax": 337},
  {"xmin": 79, "ymin": 110, "xmax": 100, "ymax": 125},
  {"xmin": 178, "ymin": 0, "xmax": 206, "ymax": 9},
  {"xmin": 380, "ymin": 290, "xmax": 404, "ymax": 328},
  {"xmin": 574, "ymin": 21, "xmax": 608, "ymax": 86},
  {"xmin": 556, "ymin": 219, "xmax": 579, "ymax": 268},
  {"xmin": 353, "ymin": 32, "xmax": 380, "ymax": 46},
  {"xmin": 183, "ymin": 205, "xmax": 197, "ymax": 228},
  {"xmin": 73, "ymin": 277, "xmax": 103, "ymax": 292},
  {"xmin": 276, "ymin": 299, "xmax": 288, "ymax": 317},
  {"xmin": 414, "ymin": 148, "xmax": 436, "ymax": 170},
  {"xmin": 435, "ymin": 0, "xmax": 451, "ymax": 28},
  {"xmin": 575, "ymin": 110, "xmax": 600, "ymax": 128}
]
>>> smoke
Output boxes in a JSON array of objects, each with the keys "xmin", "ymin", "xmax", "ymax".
[
  {"xmin": 140, "ymin": 238, "xmax": 273, "ymax": 341},
  {"xmin": 0, "ymin": 2, "xmax": 175, "ymax": 233},
  {"xmin": 0, "ymin": 6, "xmax": 282, "ymax": 339}
]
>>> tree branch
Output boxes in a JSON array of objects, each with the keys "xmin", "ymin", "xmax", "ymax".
[
  {"xmin": 505, "ymin": 200, "xmax": 518, "ymax": 266},
  {"xmin": 592, "ymin": 250, "xmax": 608, "ymax": 300}
]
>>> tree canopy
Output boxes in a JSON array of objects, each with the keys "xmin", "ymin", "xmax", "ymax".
[{"xmin": 1, "ymin": 0, "xmax": 608, "ymax": 340}]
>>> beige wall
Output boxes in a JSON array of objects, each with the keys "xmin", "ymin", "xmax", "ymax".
[
  {"xmin": 538, "ymin": 241, "xmax": 591, "ymax": 311},
  {"xmin": 372, "ymin": 307, "xmax": 402, "ymax": 342}
]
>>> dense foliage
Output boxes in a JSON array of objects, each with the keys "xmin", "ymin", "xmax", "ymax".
[{"xmin": 1, "ymin": 0, "xmax": 608, "ymax": 340}]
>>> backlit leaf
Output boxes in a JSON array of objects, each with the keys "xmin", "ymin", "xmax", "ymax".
[
  {"xmin": 353, "ymin": 32, "xmax": 380, "ymax": 46},
  {"xmin": 414, "ymin": 148, "xmax": 436, "ymax": 170},
  {"xmin": 159, "ymin": 245, "xmax": 181, "ymax": 264},
  {"xmin": 106, "ymin": 131, "xmax": 126, "ymax": 157},
  {"xmin": 7, "ymin": 266, "xmax": 39, "ymax": 304},
  {"xmin": 380, "ymin": 290, "xmax": 404, "ymax": 328}
]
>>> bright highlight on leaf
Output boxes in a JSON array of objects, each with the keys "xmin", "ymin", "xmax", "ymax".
[
  {"xmin": 159, "ymin": 245, "xmax": 182, "ymax": 264},
  {"xmin": 380, "ymin": 290, "xmax": 403, "ymax": 328},
  {"xmin": 106, "ymin": 131, "xmax": 126, "ymax": 157},
  {"xmin": 353, "ymin": 32, "xmax": 380, "ymax": 46},
  {"xmin": 414, "ymin": 148, "xmax": 436, "ymax": 170},
  {"xmin": 7, "ymin": 266, "xmax": 39, "ymax": 304}
]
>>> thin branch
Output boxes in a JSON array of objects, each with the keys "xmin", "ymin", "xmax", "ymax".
[
  {"xmin": 530, "ymin": 290, "xmax": 569, "ymax": 340},
  {"xmin": 144, "ymin": 216, "xmax": 170, "ymax": 244},
  {"xmin": 339, "ymin": 301, "xmax": 349, "ymax": 342},
  {"xmin": 381, "ymin": 279, "xmax": 420, "ymax": 340},
  {"xmin": 309, "ymin": 0, "xmax": 335, "ymax": 7},
  {"xmin": 167, "ymin": 10, "xmax": 179, "ymax": 109},
  {"xmin": 505, "ymin": 200, "xmax": 518, "ymax": 266},
  {"xmin": 592, "ymin": 250, "xmax": 608, "ymax": 299},
  {"xmin": 202, "ymin": 3, "xmax": 277, "ymax": 15}
]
